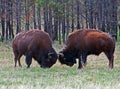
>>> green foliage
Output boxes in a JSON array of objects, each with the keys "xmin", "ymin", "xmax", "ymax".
[
  {"xmin": 37, "ymin": 0, "xmax": 44, "ymax": 6},
  {"xmin": 37, "ymin": 0, "xmax": 68, "ymax": 18},
  {"xmin": 49, "ymin": 0, "xmax": 57, "ymax": 9},
  {"xmin": 118, "ymin": 6, "xmax": 120, "ymax": 10},
  {"xmin": 116, "ymin": 27, "xmax": 120, "ymax": 44},
  {"xmin": 117, "ymin": 32, "xmax": 120, "ymax": 45},
  {"xmin": 37, "ymin": 0, "xmax": 56, "ymax": 8}
]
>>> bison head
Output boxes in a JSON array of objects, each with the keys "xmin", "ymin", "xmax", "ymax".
[
  {"xmin": 40, "ymin": 50, "xmax": 58, "ymax": 68},
  {"xmin": 58, "ymin": 50, "xmax": 76, "ymax": 67}
]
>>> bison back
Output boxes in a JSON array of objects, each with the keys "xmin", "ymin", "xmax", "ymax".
[
  {"xmin": 66, "ymin": 29, "xmax": 115, "ymax": 54},
  {"xmin": 12, "ymin": 30, "xmax": 52, "ymax": 55}
]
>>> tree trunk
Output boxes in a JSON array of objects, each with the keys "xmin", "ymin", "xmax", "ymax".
[
  {"xmin": 66, "ymin": 3, "xmax": 70, "ymax": 40},
  {"xmin": 10, "ymin": 0, "xmax": 14, "ymax": 38},
  {"xmin": 76, "ymin": 0, "xmax": 80, "ymax": 29},
  {"xmin": 25, "ymin": 0, "xmax": 29, "ymax": 30},
  {"xmin": 1, "ymin": 0, "xmax": 6, "ymax": 42},
  {"xmin": 37, "ymin": 5, "xmax": 41, "ymax": 30},
  {"xmin": 6, "ymin": 0, "xmax": 11, "ymax": 42},
  {"xmin": 48, "ymin": 8, "xmax": 53, "ymax": 39},
  {"xmin": 53, "ymin": 2, "xmax": 58, "ymax": 41},
  {"xmin": 101, "ymin": 0, "xmax": 106, "ymax": 32},
  {"xmin": 106, "ymin": 0, "xmax": 111, "ymax": 32},
  {"xmin": 44, "ymin": 0, "xmax": 49, "ymax": 33},
  {"xmin": 33, "ymin": 3, "xmax": 37, "ymax": 29},
  {"xmin": 71, "ymin": 0, "xmax": 74, "ymax": 31},
  {"xmin": 110, "ymin": 0, "xmax": 118, "ymax": 36},
  {"xmin": 58, "ymin": 16, "xmax": 61, "ymax": 44},
  {"xmin": 88, "ymin": 0, "xmax": 94, "ymax": 29},
  {"xmin": 84, "ymin": 0, "xmax": 89, "ymax": 28},
  {"xmin": 16, "ymin": 0, "xmax": 21, "ymax": 33},
  {"xmin": 96, "ymin": 0, "xmax": 102, "ymax": 30},
  {"xmin": 61, "ymin": 3, "xmax": 66, "ymax": 43}
]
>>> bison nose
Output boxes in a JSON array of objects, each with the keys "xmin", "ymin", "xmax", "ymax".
[
  {"xmin": 40, "ymin": 65, "xmax": 47, "ymax": 68},
  {"xmin": 72, "ymin": 58, "xmax": 77, "ymax": 63},
  {"xmin": 67, "ymin": 62, "xmax": 74, "ymax": 67},
  {"xmin": 40, "ymin": 65, "xmax": 50, "ymax": 68}
]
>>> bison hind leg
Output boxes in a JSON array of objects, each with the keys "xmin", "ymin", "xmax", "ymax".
[
  {"xmin": 13, "ymin": 51, "xmax": 22, "ymax": 67},
  {"xmin": 14, "ymin": 57, "xmax": 17, "ymax": 67},
  {"xmin": 13, "ymin": 51, "xmax": 18, "ymax": 67},
  {"xmin": 17, "ymin": 54, "xmax": 22, "ymax": 67},
  {"xmin": 105, "ymin": 52, "xmax": 114, "ymax": 69}
]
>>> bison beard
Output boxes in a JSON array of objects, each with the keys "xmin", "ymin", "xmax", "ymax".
[
  {"xmin": 58, "ymin": 29, "xmax": 115, "ymax": 69},
  {"xmin": 12, "ymin": 29, "xmax": 57, "ymax": 68}
]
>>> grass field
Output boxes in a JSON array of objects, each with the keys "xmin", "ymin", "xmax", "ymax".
[{"xmin": 0, "ymin": 42, "xmax": 120, "ymax": 89}]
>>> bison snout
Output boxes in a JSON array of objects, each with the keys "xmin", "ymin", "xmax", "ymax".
[
  {"xmin": 67, "ymin": 62, "xmax": 74, "ymax": 67},
  {"xmin": 40, "ymin": 65, "xmax": 50, "ymax": 68}
]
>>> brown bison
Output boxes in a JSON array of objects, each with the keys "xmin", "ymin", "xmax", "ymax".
[
  {"xmin": 58, "ymin": 29, "xmax": 115, "ymax": 69},
  {"xmin": 12, "ymin": 29, "xmax": 57, "ymax": 68}
]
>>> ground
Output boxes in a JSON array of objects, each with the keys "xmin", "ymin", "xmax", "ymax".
[{"xmin": 0, "ymin": 42, "xmax": 120, "ymax": 89}]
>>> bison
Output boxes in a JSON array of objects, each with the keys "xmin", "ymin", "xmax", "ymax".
[
  {"xmin": 12, "ymin": 29, "xmax": 57, "ymax": 68},
  {"xmin": 58, "ymin": 29, "xmax": 115, "ymax": 69}
]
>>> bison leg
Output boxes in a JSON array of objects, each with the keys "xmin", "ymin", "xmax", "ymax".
[
  {"xmin": 14, "ymin": 57, "xmax": 17, "ymax": 67},
  {"xmin": 78, "ymin": 56, "xmax": 83, "ymax": 69},
  {"xmin": 14, "ymin": 59, "xmax": 17, "ymax": 67},
  {"xmin": 105, "ymin": 52, "xmax": 114, "ymax": 69},
  {"xmin": 25, "ymin": 52, "xmax": 32, "ymax": 68},
  {"xmin": 13, "ymin": 51, "xmax": 22, "ymax": 67},
  {"xmin": 81, "ymin": 53, "xmax": 87, "ymax": 66},
  {"xmin": 13, "ymin": 51, "xmax": 18, "ymax": 67},
  {"xmin": 17, "ymin": 54, "xmax": 22, "ymax": 67}
]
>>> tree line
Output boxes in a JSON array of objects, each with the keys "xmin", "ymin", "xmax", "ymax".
[{"xmin": 0, "ymin": 0, "xmax": 119, "ymax": 44}]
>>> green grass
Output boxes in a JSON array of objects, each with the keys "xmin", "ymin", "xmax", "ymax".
[
  {"xmin": 117, "ymin": 35, "xmax": 120, "ymax": 45},
  {"xmin": 0, "ymin": 42, "xmax": 120, "ymax": 89}
]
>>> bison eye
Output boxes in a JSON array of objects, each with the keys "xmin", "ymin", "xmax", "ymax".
[
  {"xmin": 47, "ymin": 59, "xmax": 50, "ymax": 62},
  {"xmin": 63, "ymin": 58, "xmax": 66, "ymax": 60}
]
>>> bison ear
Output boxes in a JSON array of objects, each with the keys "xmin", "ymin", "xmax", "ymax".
[{"xmin": 58, "ymin": 53, "xmax": 64, "ymax": 58}]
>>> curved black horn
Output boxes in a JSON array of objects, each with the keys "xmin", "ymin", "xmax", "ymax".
[
  {"xmin": 48, "ymin": 52, "xmax": 54, "ymax": 59},
  {"xmin": 58, "ymin": 53, "xmax": 64, "ymax": 57},
  {"xmin": 48, "ymin": 52, "xmax": 54, "ymax": 56}
]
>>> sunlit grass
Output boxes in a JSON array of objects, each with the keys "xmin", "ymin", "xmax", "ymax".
[{"xmin": 0, "ymin": 42, "xmax": 120, "ymax": 89}]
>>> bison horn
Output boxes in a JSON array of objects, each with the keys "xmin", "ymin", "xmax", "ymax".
[
  {"xmin": 58, "ymin": 53, "xmax": 64, "ymax": 57},
  {"xmin": 48, "ymin": 52, "xmax": 54, "ymax": 59}
]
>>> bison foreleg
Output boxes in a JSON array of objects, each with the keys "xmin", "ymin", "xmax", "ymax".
[
  {"xmin": 25, "ymin": 52, "xmax": 32, "ymax": 68},
  {"xmin": 78, "ymin": 56, "xmax": 83, "ymax": 69},
  {"xmin": 81, "ymin": 53, "xmax": 87, "ymax": 66}
]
